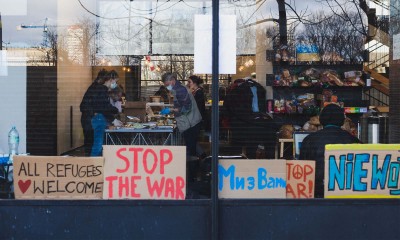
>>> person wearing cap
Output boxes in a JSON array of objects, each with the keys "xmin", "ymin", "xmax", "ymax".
[{"xmin": 299, "ymin": 104, "xmax": 361, "ymax": 198}]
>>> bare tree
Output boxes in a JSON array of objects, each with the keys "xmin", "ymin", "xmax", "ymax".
[{"xmin": 298, "ymin": 11, "xmax": 365, "ymax": 63}]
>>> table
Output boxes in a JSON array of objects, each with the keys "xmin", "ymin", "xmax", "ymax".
[{"xmin": 105, "ymin": 127, "xmax": 182, "ymax": 146}]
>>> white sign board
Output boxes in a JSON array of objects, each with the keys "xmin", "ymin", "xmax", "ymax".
[
  {"xmin": 218, "ymin": 160, "xmax": 286, "ymax": 199},
  {"xmin": 194, "ymin": 15, "xmax": 236, "ymax": 74}
]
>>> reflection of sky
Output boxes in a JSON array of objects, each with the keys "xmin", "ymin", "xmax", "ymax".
[
  {"xmin": 1, "ymin": 0, "xmax": 57, "ymax": 47},
  {"xmin": 1, "ymin": 0, "xmax": 364, "ymax": 48}
]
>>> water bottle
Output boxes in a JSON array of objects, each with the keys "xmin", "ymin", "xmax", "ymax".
[{"xmin": 8, "ymin": 126, "xmax": 19, "ymax": 163}]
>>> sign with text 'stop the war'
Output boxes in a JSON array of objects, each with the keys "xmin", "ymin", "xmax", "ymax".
[
  {"xmin": 325, "ymin": 144, "xmax": 400, "ymax": 198},
  {"xmin": 218, "ymin": 160, "xmax": 286, "ymax": 199},
  {"xmin": 13, "ymin": 156, "xmax": 104, "ymax": 199},
  {"xmin": 103, "ymin": 145, "xmax": 186, "ymax": 200}
]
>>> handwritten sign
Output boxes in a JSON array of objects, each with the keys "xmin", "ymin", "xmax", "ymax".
[
  {"xmin": 286, "ymin": 160, "xmax": 315, "ymax": 198},
  {"xmin": 325, "ymin": 144, "xmax": 400, "ymax": 198},
  {"xmin": 218, "ymin": 160, "xmax": 286, "ymax": 199},
  {"xmin": 103, "ymin": 145, "xmax": 186, "ymax": 200},
  {"xmin": 13, "ymin": 156, "xmax": 104, "ymax": 199}
]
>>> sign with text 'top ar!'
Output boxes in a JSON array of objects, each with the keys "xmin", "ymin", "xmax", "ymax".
[
  {"xmin": 103, "ymin": 145, "xmax": 186, "ymax": 200},
  {"xmin": 286, "ymin": 160, "xmax": 315, "ymax": 198},
  {"xmin": 13, "ymin": 156, "xmax": 104, "ymax": 199},
  {"xmin": 325, "ymin": 144, "xmax": 400, "ymax": 198},
  {"xmin": 218, "ymin": 160, "xmax": 286, "ymax": 199}
]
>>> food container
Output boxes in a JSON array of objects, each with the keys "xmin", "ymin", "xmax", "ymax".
[{"xmin": 150, "ymin": 96, "xmax": 161, "ymax": 103}]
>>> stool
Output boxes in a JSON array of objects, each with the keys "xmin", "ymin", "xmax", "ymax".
[{"xmin": 275, "ymin": 138, "xmax": 294, "ymax": 159}]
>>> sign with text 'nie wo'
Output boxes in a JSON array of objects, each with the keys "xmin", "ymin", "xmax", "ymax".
[
  {"xmin": 325, "ymin": 144, "xmax": 400, "ymax": 198},
  {"xmin": 218, "ymin": 160, "xmax": 286, "ymax": 199},
  {"xmin": 103, "ymin": 145, "xmax": 186, "ymax": 200},
  {"xmin": 13, "ymin": 156, "xmax": 104, "ymax": 199},
  {"xmin": 286, "ymin": 160, "xmax": 315, "ymax": 198}
]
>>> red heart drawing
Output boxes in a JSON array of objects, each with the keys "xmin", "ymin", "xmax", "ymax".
[{"xmin": 18, "ymin": 180, "xmax": 31, "ymax": 194}]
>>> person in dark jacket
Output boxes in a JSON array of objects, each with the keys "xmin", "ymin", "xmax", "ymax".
[
  {"xmin": 299, "ymin": 104, "xmax": 361, "ymax": 198},
  {"xmin": 80, "ymin": 69, "xmax": 119, "ymax": 156},
  {"xmin": 80, "ymin": 69, "xmax": 108, "ymax": 156},
  {"xmin": 188, "ymin": 75, "xmax": 207, "ymax": 159},
  {"xmin": 188, "ymin": 75, "xmax": 206, "ymax": 121}
]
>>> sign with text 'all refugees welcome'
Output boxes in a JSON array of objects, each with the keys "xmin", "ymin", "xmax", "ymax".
[
  {"xmin": 218, "ymin": 160, "xmax": 286, "ymax": 199},
  {"xmin": 103, "ymin": 145, "xmax": 186, "ymax": 200},
  {"xmin": 13, "ymin": 156, "xmax": 104, "ymax": 199},
  {"xmin": 325, "ymin": 144, "xmax": 400, "ymax": 198}
]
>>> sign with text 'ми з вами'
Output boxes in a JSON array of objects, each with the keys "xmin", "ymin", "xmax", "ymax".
[
  {"xmin": 286, "ymin": 160, "xmax": 315, "ymax": 199},
  {"xmin": 13, "ymin": 156, "xmax": 104, "ymax": 199},
  {"xmin": 103, "ymin": 145, "xmax": 186, "ymax": 200},
  {"xmin": 325, "ymin": 144, "xmax": 400, "ymax": 198},
  {"xmin": 218, "ymin": 160, "xmax": 286, "ymax": 199}
]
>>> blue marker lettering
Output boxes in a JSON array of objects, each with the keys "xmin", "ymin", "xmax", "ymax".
[
  {"xmin": 388, "ymin": 162, "xmax": 400, "ymax": 189},
  {"xmin": 218, "ymin": 164, "xmax": 235, "ymax": 190},
  {"xmin": 371, "ymin": 154, "xmax": 390, "ymax": 190},
  {"xmin": 267, "ymin": 177, "xmax": 275, "ymax": 188},
  {"xmin": 353, "ymin": 154, "xmax": 370, "ymax": 191},
  {"xmin": 346, "ymin": 154, "xmax": 354, "ymax": 190},
  {"xmin": 247, "ymin": 177, "xmax": 255, "ymax": 190},
  {"xmin": 258, "ymin": 168, "xmax": 267, "ymax": 190},
  {"xmin": 328, "ymin": 155, "xmax": 345, "ymax": 191},
  {"xmin": 235, "ymin": 177, "xmax": 245, "ymax": 190}
]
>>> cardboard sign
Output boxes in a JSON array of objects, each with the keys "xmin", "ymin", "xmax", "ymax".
[
  {"xmin": 325, "ymin": 144, "xmax": 400, "ymax": 198},
  {"xmin": 103, "ymin": 145, "xmax": 186, "ymax": 200},
  {"xmin": 218, "ymin": 160, "xmax": 286, "ymax": 199},
  {"xmin": 286, "ymin": 160, "xmax": 315, "ymax": 198},
  {"xmin": 13, "ymin": 156, "xmax": 104, "ymax": 199}
]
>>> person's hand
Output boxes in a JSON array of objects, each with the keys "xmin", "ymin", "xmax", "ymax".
[
  {"xmin": 112, "ymin": 119, "xmax": 123, "ymax": 127},
  {"xmin": 160, "ymin": 108, "xmax": 171, "ymax": 115}
]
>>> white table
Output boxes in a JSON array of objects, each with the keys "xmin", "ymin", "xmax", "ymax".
[{"xmin": 105, "ymin": 127, "xmax": 182, "ymax": 146}]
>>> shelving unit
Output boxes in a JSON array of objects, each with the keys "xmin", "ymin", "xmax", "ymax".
[{"xmin": 270, "ymin": 63, "xmax": 368, "ymax": 127}]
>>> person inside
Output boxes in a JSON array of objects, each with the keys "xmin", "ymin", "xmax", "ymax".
[
  {"xmin": 109, "ymin": 86, "xmax": 124, "ymax": 114},
  {"xmin": 154, "ymin": 85, "xmax": 170, "ymax": 103},
  {"xmin": 90, "ymin": 70, "xmax": 120, "ymax": 156},
  {"xmin": 160, "ymin": 73, "xmax": 202, "ymax": 182},
  {"xmin": 80, "ymin": 69, "xmax": 108, "ymax": 156},
  {"xmin": 299, "ymin": 103, "xmax": 361, "ymax": 198},
  {"xmin": 187, "ymin": 75, "xmax": 207, "ymax": 159}
]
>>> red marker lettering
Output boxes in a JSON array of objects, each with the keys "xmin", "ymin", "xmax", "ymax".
[
  {"xmin": 146, "ymin": 176, "xmax": 165, "ymax": 197},
  {"xmin": 143, "ymin": 149, "xmax": 157, "ymax": 174},
  {"xmin": 129, "ymin": 147, "xmax": 143, "ymax": 174},
  {"xmin": 130, "ymin": 176, "xmax": 141, "ymax": 198},
  {"xmin": 119, "ymin": 176, "xmax": 129, "ymax": 197},
  {"xmin": 160, "ymin": 149, "xmax": 173, "ymax": 174},
  {"xmin": 105, "ymin": 176, "xmax": 117, "ymax": 198},
  {"xmin": 116, "ymin": 148, "xmax": 129, "ymax": 173}
]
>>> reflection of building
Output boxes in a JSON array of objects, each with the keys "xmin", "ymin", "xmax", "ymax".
[
  {"xmin": 6, "ymin": 47, "xmax": 48, "ymax": 66},
  {"xmin": 66, "ymin": 25, "xmax": 84, "ymax": 64}
]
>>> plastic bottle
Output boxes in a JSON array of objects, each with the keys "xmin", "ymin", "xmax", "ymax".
[
  {"xmin": 8, "ymin": 126, "xmax": 19, "ymax": 163},
  {"xmin": 255, "ymin": 144, "xmax": 266, "ymax": 159}
]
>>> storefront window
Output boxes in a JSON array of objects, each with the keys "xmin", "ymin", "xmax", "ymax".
[{"xmin": 0, "ymin": 0, "xmax": 395, "ymax": 200}]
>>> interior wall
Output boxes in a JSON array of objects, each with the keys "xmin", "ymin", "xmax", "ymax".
[{"xmin": 57, "ymin": 0, "xmax": 96, "ymax": 154}]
